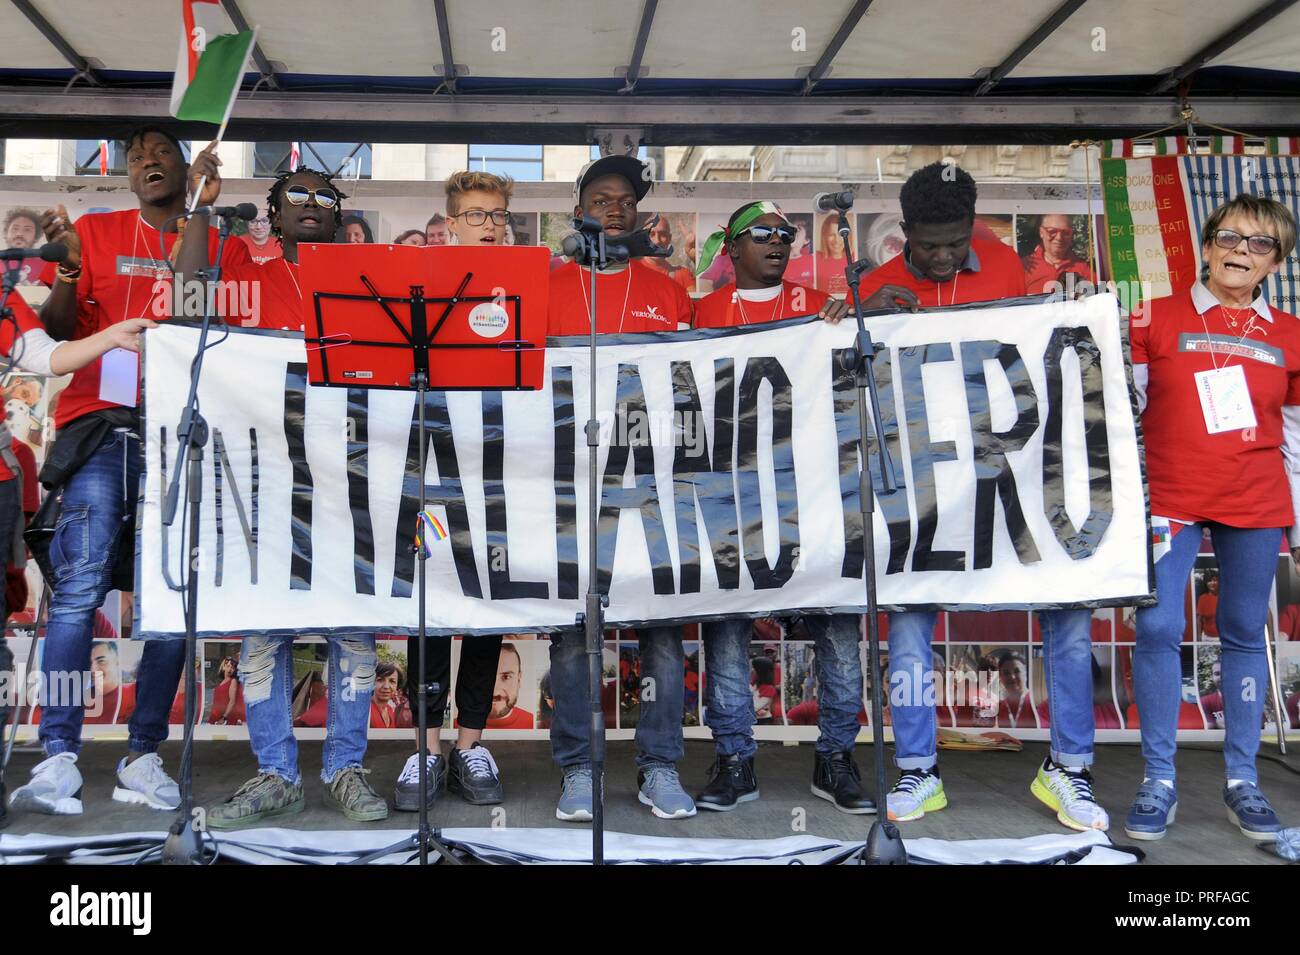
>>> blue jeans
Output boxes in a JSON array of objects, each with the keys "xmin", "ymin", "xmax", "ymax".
[
  {"xmin": 888, "ymin": 608, "xmax": 1095, "ymax": 769},
  {"xmin": 1134, "ymin": 523, "xmax": 1277, "ymax": 784},
  {"xmin": 703, "ymin": 614, "xmax": 863, "ymax": 757},
  {"xmin": 548, "ymin": 627, "xmax": 683, "ymax": 769},
  {"xmin": 39, "ymin": 430, "xmax": 186, "ymax": 757},
  {"xmin": 240, "ymin": 633, "xmax": 376, "ymax": 785}
]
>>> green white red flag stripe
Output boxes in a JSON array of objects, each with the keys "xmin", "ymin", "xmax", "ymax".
[
  {"xmin": 169, "ymin": 0, "xmax": 255, "ymax": 127},
  {"xmin": 1104, "ymin": 137, "xmax": 1299, "ymax": 157}
]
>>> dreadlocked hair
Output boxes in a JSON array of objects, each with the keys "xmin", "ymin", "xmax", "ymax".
[{"xmin": 266, "ymin": 166, "xmax": 347, "ymax": 240}]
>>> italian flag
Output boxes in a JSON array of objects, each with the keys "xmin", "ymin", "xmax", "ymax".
[
  {"xmin": 1100, "ymin": 156, "xmax": 1199, "ymax": 308},
  {"xmin": 169, "ymin": 0, "xmax": 255, "ymax": 127}
]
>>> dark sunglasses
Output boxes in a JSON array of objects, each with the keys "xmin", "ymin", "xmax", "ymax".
[
  {"xmin": 283, "ymin": 185, "xmax": 340, "ymax": 209},
  {"xmin": 1212, "ymin": 229, "xmax": 1279, "ymax": 256},
  {"xmin": 739, "ymin": 224, "xmax": 797, "ymax": 245}
]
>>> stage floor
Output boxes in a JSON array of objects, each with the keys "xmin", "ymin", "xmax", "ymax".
[{"xmin": 3, "ymin": 739, "xmax": 1295, "ymax": 864}]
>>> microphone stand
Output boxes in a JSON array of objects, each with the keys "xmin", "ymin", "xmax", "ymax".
[
  {"xmin": 150, "ymin": 208, "xmax": 238, "ymax": 864},
  {"xmin": 833, "ymin": 208, "xmax": 908, "ymax": 865},
  {"xmin": 567, "ymin": 217, "xmax": 616, "ymax": 865}
]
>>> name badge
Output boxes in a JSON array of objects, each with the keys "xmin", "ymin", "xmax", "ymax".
[
  {"xmin": 99, "ymin": 347, "xmax": 139, "ymax": 408},
  {"xmin": 1194, "ymin": 364, "xmax": 1256, "ymax": 434}
]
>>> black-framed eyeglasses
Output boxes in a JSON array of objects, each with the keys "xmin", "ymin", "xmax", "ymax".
[
  {"xmin": 1213, "ymin": 229, "xmax": 1279, "ymax": 256},
  {"xmin": 283, "ymin": 185, "xmax": 340, "ymax": 209},
  {"xmin": 452, "ymin": 210, "xmax": 510, "ymax": 226},
  {"xmin": 738, "ymin": 225, "xmax": 797, "ymax": 245}
]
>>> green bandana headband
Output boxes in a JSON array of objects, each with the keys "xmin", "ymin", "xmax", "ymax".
[{"xmin": 694, "ymin": 201, "xmax": 789, "ymax": 277}]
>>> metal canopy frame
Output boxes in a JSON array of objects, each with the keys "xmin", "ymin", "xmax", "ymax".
[
  {"xmin": 1150, "ymin": 0, "xmax": 1300, "ymax": 94},
  {"xmin": 9, "ymin": 0, "xmax": 104, "ymax": 88},
  {"xmin": 1, "ymin": 88, "xmax": 1297, "ymax": 146},
  {"xmin": 218, "ymin": 0, "xmax": 280, "ymax": 92},
  {"xmin": 620, "ymin": 0, "xmax": 659, "ymax": 94},
  {"xmin": 801, "ymin": 0, "xmax": 875, "ymax": 95},
  {"xmin": 973, "ymin": 0, "xmax": 1090, "ymax": 97}
]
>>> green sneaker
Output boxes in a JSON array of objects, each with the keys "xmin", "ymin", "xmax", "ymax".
[
  {"xmin": 326, "ymin": 767, "xmax": 390, "ymax": 822},
  {"xmin": 207, "ymin": 773, "xmax": 304, "ymax": 830},
  {"xmin": 886, "ymin": 768, "xmax": 947, "ymax": 822}
]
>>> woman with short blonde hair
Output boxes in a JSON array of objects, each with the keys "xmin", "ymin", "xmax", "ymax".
[{"xmin": 1126, "ymin": 194, "xmax": 1298, "ymax": 843}]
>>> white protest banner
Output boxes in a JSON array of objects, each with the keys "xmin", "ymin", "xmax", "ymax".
[{"xmin": 138, "ymin": 293, "xmax": 1150, "ymax": 638}]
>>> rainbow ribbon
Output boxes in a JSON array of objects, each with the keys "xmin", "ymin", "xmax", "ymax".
[{"xmin": 414, "ymin": 508, "xmax": 449, "ymax": 557}]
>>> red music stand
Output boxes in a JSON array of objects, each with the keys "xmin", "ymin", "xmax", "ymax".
[
  {"xmin": 297, "ymin": 243, "xmax": 549, "ymax": 391},
  {"xmin": 295, "ymin": 243, "xmax": 549, "ymax": 864}
]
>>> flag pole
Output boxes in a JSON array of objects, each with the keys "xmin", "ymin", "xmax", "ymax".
[{"xmin": 188, "ymin": 25, "xmax": 258, "ymax": 212}]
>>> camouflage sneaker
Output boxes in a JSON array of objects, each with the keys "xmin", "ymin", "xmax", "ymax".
[
  {"xmin": 207, "ymin": 773, "xmax": 304, "ymax": 830},
  {"xmin": 325, "ymin": 767, "xmax": 390, "ymax": 822}
]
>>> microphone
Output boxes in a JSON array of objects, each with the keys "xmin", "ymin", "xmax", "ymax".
[
  {"xmin": 0, "ymin": 242, "xmax": 67, "ymax": 263},
  {"xmin": 186, "ymin": 203, "xmax": 258, "ymax": 221},
  {"xmin": 563, "ymin": 213, "xmax": 671, "ymax": 265},
  {"xmin": 813, "ymin": 190, "xmax": 855, "ymax": 213}
]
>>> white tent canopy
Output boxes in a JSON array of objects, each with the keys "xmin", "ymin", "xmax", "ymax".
[{"xmin": 1, "ymin": 0, "xmax": 1297, "ymax": 144}]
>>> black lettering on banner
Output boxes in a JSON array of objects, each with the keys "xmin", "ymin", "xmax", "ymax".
[
  {"xmin": 212, "ymin": 427, "xmax": 260, "ymax": 586},
  {"xmin": 670, "ymin": 359, "xmax": 741, "ymax": 593},
  {"xmin": 960, "ymin": 340, "xmax": 1042, "ymax": 569},
  {"xmin": 213, "ymin": 430, "xmax": 224, "ymax": 585},
  {"xmin": 482, "ymin": 392, "xmax": 548, "ymax": 599},
  {"xmin": 390, "ymin": 391, "xmax": 482, "ymax": 599},
  {"xmin": 346, "ymin": 388, "xmax": 376, "ymax": 596},
  {"xmin": 736, "ymin": 357, "xmax": 799, "ymax": 589},
  {"xmin": 1042, "ymin": 327, "xmax": 1114, "ymax": 559},
  {"xmin": 284, "ymin": 363, "xmax": 314, "ymax": 590},
  {"xmin": 898, "ymin": 345, "xmax": 965, "ymax": 572},
  {"xmin": 831, "ymin": 349, "xmax": 912, "ymax": 576},
  {"xmin": 597, "ymin": 363, "xmax": 675, "ymax": 596},
  {"xmin": 552, "ymin": 366, "xmax": 579, "ymax": 600}
]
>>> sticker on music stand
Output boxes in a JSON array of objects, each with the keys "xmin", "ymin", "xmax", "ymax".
[{"xmin": 468, "ymin": 302, "xmax": 510, "ymax": 339}]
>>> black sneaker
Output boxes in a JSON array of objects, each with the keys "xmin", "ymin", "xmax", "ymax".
[
  {"xmin": 696, "ymin": 754, "xmax": 759, "ymax": 811},
  {"xmin": 448, "ymin": 743, "xmax": 504, "ymax": 805},
  {"xmin": 394, "ymin": 752, "xmax": 446, "ymax": 812},
  {"xmin": 812, "ymin": 750, "xmax": 877, "ymax": 815}
]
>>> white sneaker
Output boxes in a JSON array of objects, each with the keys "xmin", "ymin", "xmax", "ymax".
[
  {"xmin": 112, "ymin": 753, "xmax": 181, "ymax": 811},
  {"xmin": 9, "ymin": 752, "xmax": 84, "ymax": 815}
]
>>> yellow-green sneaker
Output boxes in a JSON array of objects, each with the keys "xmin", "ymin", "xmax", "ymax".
[
  {"xmin": 1031, "ymin": 758, "xmax": 1109, "ymax": 831},
  {"xmin": 887, "ymin": 768, "xmax": 947, "ymax": 822}
]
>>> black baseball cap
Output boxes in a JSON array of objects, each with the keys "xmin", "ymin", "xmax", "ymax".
[{"xmin": 574, "ymin": 155, "xmax": 653, "ymax": 203}]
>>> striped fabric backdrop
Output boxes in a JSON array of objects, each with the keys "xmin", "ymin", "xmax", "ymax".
[{"xmin": 1101, "ymin": 153, "xmax": 1300, "ymax": 314}]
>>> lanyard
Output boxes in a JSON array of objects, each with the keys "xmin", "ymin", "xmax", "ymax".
[
  {"xmin": 733, "ymin": 286, "xmax": 784, "ymax": 326},
  {"xmin": 578, "ymin": 264, "xmax": 633, "ymax": 333},
  {"xmin": 935, "ymin": 271, "xmax": 960, "ymax": 307}
]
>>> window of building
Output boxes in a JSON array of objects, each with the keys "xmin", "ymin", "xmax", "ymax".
[
  {"xmin": 253, "ymin": 142, "xmax": 372, "ymax": 179},
  {"xmin": 73, "ymin": 139, "xmax": 132, "ymax": 176},
  {"xmin": 467, "ymin": 144, "xmax": 544, "ymax": 181}
]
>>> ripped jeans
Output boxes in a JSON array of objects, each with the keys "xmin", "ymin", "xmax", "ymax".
[{"xmin": 240, "ymin": 633, "xmax": 376, "ymax": 785}]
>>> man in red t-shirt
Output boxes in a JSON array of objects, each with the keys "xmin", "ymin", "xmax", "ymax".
[
  {"xmin": 546, "ymin": 156, "xmax": 693, "ymax": 337},
  {"xmin": 692, "ymin": 201, "xmax": 847, "ymax": 328},
  {"xmin": 176, "ymin": 162, "xmax": 390, "ymax": 829},
  {"xmin": 546, "ymin": 156, "xmax": 697, "ymax": 823},
  {"xmin": 1021, "ymin": 214, "xmax": 1097, "ymax": 295},
  {"xmin": 11, "ymin": 128, "xmax": 249, "ymax": 821},
  {"xmin": 827, "ymin": 162, "xmax": 1106, "ymax": 833},
  {"xmin": 691, "ymin": 201, "xmax": 873, "ymax": 814},
  {"xmin": 483, "ymin": 643, "xmax": 534, "ymax": 730}
]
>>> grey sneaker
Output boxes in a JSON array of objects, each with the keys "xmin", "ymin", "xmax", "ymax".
[
  {"xmin": 448, "ymin": 743, "xmax": 504, "ymax": 805},
  {"xmin": 112, "ymin": 754, "xmax": 180, "ymax": 811},
  {"xmin": 556, "ymin": 766, "xmax": 594, "ymax": 822},
  {"xmin": 326, "ymin": 767, "xmax": 390, "ymax": 822},
  {"xmin": 208, "ymin": 773, "xmax": 305, "ymax": 830},
  {"xmin": 638, "ymin": 764, "xmax": 697, "ymax": 819},
  {"xmin": 9, "ymin": 752, "xmax": 83, "ymax": 816},
  {"xmin": 394, "ymin": 752, "xmax": 446, "ymax": 812}
]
